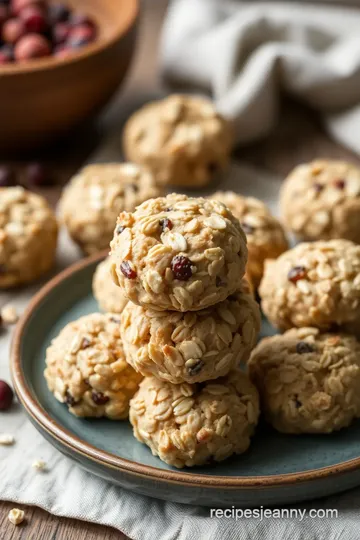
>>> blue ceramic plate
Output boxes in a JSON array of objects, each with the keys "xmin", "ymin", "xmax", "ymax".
[{"xmin": 11, "ymin": 253, "xmax": 360, "ymax": 507}]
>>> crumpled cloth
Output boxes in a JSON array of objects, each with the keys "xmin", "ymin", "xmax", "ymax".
[{"xmin": 160, "ymin": 0, "xmax": 360, "ymax": 155}]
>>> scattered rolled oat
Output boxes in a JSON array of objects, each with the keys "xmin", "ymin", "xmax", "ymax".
[
  {"xmin": 92, "ymin": 256, "xmax": 128, "ymax": 314},
  {"xmin": 8, "ymin": 508, "xmax": 25, "ymax": 526},
  {"xmin": 211, "ymin": 191, "xmax": 288, "ymax": 288},
  {"xmin": 0, "ymin": 433, "xmax": 15, "ymax": 445},
  {"xmin": 32, "ymin": 460, "xmax": 47, "ymax": 471},
  {"xmin": 123, "ymin": 94, "xmax": 233, "ymax": 187},
  {"xmin": 280, "ymin": 159, "xmax": 360, "ymax": 243},
  {"xmin": 249, "ymin": 328, "xmax": 360, "ymax": 434},
  {"xmin": 129, "ymin": 369, "xmax": 260, "ymax": 468},
  {"xmin": 1, "ymin": 303, "xmax": 18, "ymax": 325},
  {"xmin": 110, "ymin": 194, "xmax": 247, "ymax": 312},
  {"xmin": 259, "ymin": 239, "xmax": 360, "ymax": 332}
]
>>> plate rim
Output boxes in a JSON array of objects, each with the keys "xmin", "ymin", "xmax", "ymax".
[{"xmin": 10, "ymin": 251, "xmax": 360, "ymax": 490}]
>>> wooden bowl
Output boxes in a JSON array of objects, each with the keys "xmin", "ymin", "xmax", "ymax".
[{"xmin": 0, "ymin": 0, "xmax": 139, "ymax": 152}]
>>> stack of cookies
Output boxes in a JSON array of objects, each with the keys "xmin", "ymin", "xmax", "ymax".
[{"xmin": 108, "ymin": 193, "xmax": 262, "ymax": 468}]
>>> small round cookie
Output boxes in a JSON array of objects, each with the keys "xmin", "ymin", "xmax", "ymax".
[
  {"xmin": 130, "ymin": 369, "xmax": 260, "ymax": 468},
  {"xmin": 110, "ymin": 194, "xmax": 247, "ymax": 312},
  {"xmin": 93, "ymin": 256, "xmax": 128, "ymax": 314},
  {"xmin": 280, "ymin": 160, "xmax": 360, "ymax": 242},
  {"xmin": 260, "ymin": 240, "xmax": 360, "ymax": 332},
  {"xmin": 212, "ymin": 191, "xmax": 288, "ymax": 288},
  {"xmin": 123, "ymin": 94, "xmax": 233, "ymax": 188},
  {"xmin": 0, "ymin": 186, "xmax": 58, "ymax": 288},
  {"xmin": 44, "ymin": 313, "xmax": 142, "ymax": 419},
  {"xmin": 121, "ymin": 281, "xmax": 260, "ymax": 384},
  {"xmin": 59, "ymin": 163, "xmax": 162, "ymax": 254},
  {"xmin": 249, "ymin": 328, "xmax": 360, "ymax": 434}
]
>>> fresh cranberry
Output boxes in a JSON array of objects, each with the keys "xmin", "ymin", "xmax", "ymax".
[
  {"xmin": 0, "ymin": 4, "xmax": 8, "ymax": 25},
  {"xmin": 171, "ymin": 255, "xmax": 193, "ymax": 281},
  {"xmin": 91, "ymin": 391, "xmax": 109, "ymax": 406},
  {"xmin": 48, "ymin": 2, "xmax": 70, "ymax": 24},
  {"xmin": 20, "ymin": 5, "xmax": 47, "ymax": 33},
  {"xmin": 296, "ymin": 341, "xmax": 314, "ymax": 354},
  {"xmin": 67, "ymin": 24, "xmax": 95, "ymax": 48},
  {"xmin": 0, "ymin": 44, "xmax": 13, "ymax": 62},
  {"xmin": 70, "ymin": 12, "xmax": 95, "ymax": 28},
  {"xmin": 334, "ymin": 179, "xmax": 346, "ymax": 190},
  {"xmin": 14, "ymin": 33, "xmax": 50, "ymax": 60},
  {"xmin": 120, "ymin": 261, "xmax": 137, "ymax": 280},
  {"xmin": 52, "ymin": 21, "xmax": 70, "ymax": 44},
  {"xmin": 11, "ymin": 0, "xmax": 43, "ymax": 16},
  {"xmin": 0, "ymin": 166, "xmax": 15, "ymax": 186},
  {"xmin": 26, "ymin": 162, "xmax": 51, "ymax": 186},
  {"xmin": 287, "ymin": 266, "xmax": 308, "ymax": 283},
  {"xmin": 2, "ymin": 18, "xmax": 26, "ymax": 44},
  {"xmin": 159, "ymin": 218, "xmax": 173, "ymax": 232},
  {"xmin": 0, "ymin": 380, "xmax": 14, "ymax": 410}
]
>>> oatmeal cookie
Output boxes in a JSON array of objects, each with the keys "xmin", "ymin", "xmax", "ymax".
[
  {"xmin": 110, "ymin": 194, "xmax": 247, "ymax": 311},
  {"xmin": 44, "ymin": 313, "xmax": 142, "ymax": 419},
  {"xmin": 0, "ymin": 186, "xmax": 58, "ymax": 288},
  {"xmin": 280, "ymin": 160, "xmax": 360, "ymax": 242},
  {"xmin": 259, "ymin": 240, "xmax": 360, "ymax": 332},
  {"xmin": 59, "ymin": 163, "xmax": 162, "ymax": 254},
  {"xmin": 212, "ymin": 191, "xmax": 288, "ymax": 288},
  {"xmin": 249, "ymin": 328, "xmax": 360, "ymax": 433},
  {"xmin": 123, "ymin": 94, "xmax": 233, "ymax": 188},
  {"xmin": 121, "ymin": 281, "xmax": 260, "ymax": 384},
  {"xmin": 93, "ymin": 256, "xmax": 128, "ymax": 314},
  {"xmin": 129, "ymin": 369, "xmax": 259, "ymax": 468}
]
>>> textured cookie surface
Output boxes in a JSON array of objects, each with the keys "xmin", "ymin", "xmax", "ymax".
[
  {"xmin": 260, "ymin": 240, "xmax": 360, "ymax": 332},
  {"xmin": 110, "ymin": 194, "xmax": 248, "ymax": 311},
  {"xmin": 121, "ymin": 280, "xmax": 260, "ymax": 384},
  {"xmin": 59, "ymin": 163, "xmax": 162, "ymax": 254},
  {"xmin": 0, "ymin": 186, "xmax": 58, "ymax": 288},
  {"xmin": 123, "ymin": 94, "xmax": 233, "ymax": 187},
  {"xmin": 280, "ymin": 160, "xmax": 360, "ymax": 242},
  {"xmin": 93, "ymin": 256, "xmax": 128, "ymax": 314},
  {"xmin": 44, "ymin": 313, "xmax": 142, "ymax": 419},
  {"xmin": 212, "ymin": 191, "xmax": 288, "ymax": 288},
  {"xmin": 249, "ymin": 328, "xmax": 360, "ymax": 433},
  {"xmin": 130, "ymin": 370, "xmax": 260, "ymax": 468}
]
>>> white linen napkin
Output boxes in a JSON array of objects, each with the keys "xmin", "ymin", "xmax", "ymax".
[{"xmin": 160, "ymin": 0, "xmax": 360, "ymax": 155}]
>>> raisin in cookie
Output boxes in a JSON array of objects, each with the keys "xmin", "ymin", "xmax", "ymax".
[
  {"xmin": 280, "ymin": 160, "xmax": 360, "ymax": 242},
  {"xmin": 0, "ymin": 186, "xmax": 58, "ymax": 288},
  {"xmin": 260, "ymin": 240, "xmax": 360, "ymax": 332},
  {"xmin": 212, "ymin": 191, "xmax": 288, "ymax": 288},
  {"xmin": 110, "ymin": 194, "xmax": 247, "ymax": 312},
  {"xmin": 44, "ymin": 313, "xmax": 142, "ymax": 419},
  {"xmin": 121, "ymin": 281, "xmax": 260, "ymax": 384},
  {"xmin": 59, "ymin": 163, "xmax": 162, "ymax": 254},
  {"xmin": 123, "ymin": 94, "xmax": 233, "ymax": 188},
  {"xmin": 130, "ymin": 370, "xmax": 259, "ymax": 468},
  {"xmin": 93, "ymin": 256, "xmax": 128, "ymax": 314},
  {"xmin": 249, "ymin": 328, "xmax": 360, "ymax": 434}
]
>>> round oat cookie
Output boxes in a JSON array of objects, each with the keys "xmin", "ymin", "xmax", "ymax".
[
  {"xmin": 212, "ymin": 191, "xmax": 288, "ymax": 288},
  {"xmin": 123, "ymin": 94, "xmax": 233, "ymax": 188},
  {"xmin": 259, "ymin": 240, "xmax": 360, "ymax": 332},
  {"xmin": 129, "ymin": 369, "xmax": 260, "ymax": 468},
  {"xmin": 249, "ymin": 328, "xmax": 360, "ymax": 434},
  {"xmin": 280, "ymin": 160, "xmax": 360, "ymax": 242},
  {"xmin": 0, "ymin": 186, "xmax": 58, "ymax": 288},
  {"xmin": 44, "ymin": 313, "xmax": 142, "ymax": 420},
  {"xmin": 110, "ymin": 193, "xmax": 248, "ymax": 312},
  {"xmin": 59, "ymin": 163, "xmax": 162, "ymax": 255},
  {"xmin": 120, "ymin": 280, "xmax": 260, "ymax": 384},
  {"xmin": 93, "ymin": 256, "xmax": 128, "ymax": 314}
]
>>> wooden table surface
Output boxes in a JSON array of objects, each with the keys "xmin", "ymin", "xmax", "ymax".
[{"xmin": 2, "ymin": 0, "xmax": 360, "ymax": 538}]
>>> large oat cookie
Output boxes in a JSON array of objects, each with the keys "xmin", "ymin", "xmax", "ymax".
[
  {"xmin": 44, "ymin": 313, "xmax": 142, "ymax": 419},
  {"xmin": 249, "ymin": 328, "xmax": 360, "ymax": 433},
  {"xmin": 212, "ymin": 191, "xmax": 288, "ymax": 288},
  {"xmin": 281, "ymin": 160, "xmax": 360, "ymax": 242},
  {"xmin": 59, "ymin": 163, "xmax": 162, "ymax": 254},
  {"xmin": 120, "ymin": 280, "xmax": 260, "ymax": 384},
  {"xmin": 110, "ymin": 194, "xmax": 248, "ymax": 311},
  {"xmin": 93, "ymin": 256, "xmax": 128, "ymax": 314},
  {"xmin": 130, "ymin": 369, "xmax": 260, "ymax": 468},
  {"xmin": 123, "ymin": 94, "xmax": 233, "ymax": 187},
  {"xmin": 0, "ymin": 186, "xmax": 58, "ymax": 288},
  {"xmin": 260, "ymin": 240, "xmax": 360, "ymax": 332}
]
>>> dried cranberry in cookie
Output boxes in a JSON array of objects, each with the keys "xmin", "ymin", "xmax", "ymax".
[
  {"xmin": 110, "ymin": 194, "xmax": 248, "ymax": 311},
  {"xmin": 280, "ymin": 160, "xmax": 360, "ymax": 243},
  {"xmin": 249, "ymin": 328, "xmax": 360, "ymax": 433}
]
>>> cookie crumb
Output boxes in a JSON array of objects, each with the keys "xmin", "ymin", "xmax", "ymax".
[
  {"xmin": 32, "ymin": 459, "xmax": 47, "ymax": 471},
  {"xmin": 1, "ymin": 304, "xmax": 19, "ymax": 325},
  {"xmin": 0, "ymin": 433, "xmax": 15, "ymax": 445},
  {"xmin": 8, "ymin": 508, "xmax": 25, "ymax": 525}
]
